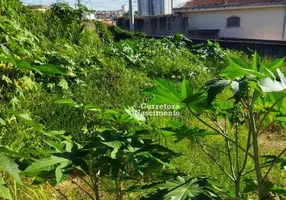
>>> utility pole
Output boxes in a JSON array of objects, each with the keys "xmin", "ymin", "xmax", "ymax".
[{"xmin": 129, "ymin": 0, "xmax": 134, "ymax": 31}]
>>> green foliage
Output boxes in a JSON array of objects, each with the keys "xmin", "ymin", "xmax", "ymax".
[
  {"xmin": 0, "ymin": 0, "xmax": 285, "ymax": 199},
  {"xmin": 0, "ymin": 153, "xmax": 21, "ymax": 184},
  {"xmin": 105, "ymin": 37, "xmax": 209, "ymax": 82},
  {"xmin": 0, "ymin": 178, "xmax": 12, "ymax": 200},
  {"xmin": 144, "ymin": 52, "xmax": 286, "ymax": 199},
  {"xmin": 141, "ymin": 176, "xmax": 220, "ymax": 200},
  {"xmin": 108, "ymin": 25, "xmax": 146, "ymax": 42},
  {"xmin": 191, "ymin": 41, "xmax": 227, "ymax": 74}
]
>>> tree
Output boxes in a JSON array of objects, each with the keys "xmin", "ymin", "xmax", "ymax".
[{"xmin": 144, "ymin": 52, "xmax": 286, "ymax": 199}]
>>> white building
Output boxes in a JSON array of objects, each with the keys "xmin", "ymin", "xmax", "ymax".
[
  {"xmin": 154, "ymin": 0, "xmax": 173, "ymax": 15},
  {"xmin": 175, "ymin": 0, "xmax": 286, "ymax": 41},
  {"xmin": 138, "ymin": 0, "xmax": 151, "ymax": 16},
  {"xmin": 83, "ymin": 12, "xmax": 96, "ymax": 20},
  {"xmin": 138, "ymin": 0, "xmax": 173, "ymax": 16},
  {"xmin": 121, "ymin": 4, "xmax": 128, "ymax": 12}
]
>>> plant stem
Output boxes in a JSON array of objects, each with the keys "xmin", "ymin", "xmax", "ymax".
[
  {"xmin": 78, "ymin": 175, "xmax": 94, "ymax": 191},
  {"xmin": 239, "ymin": 129, "xmax": 252, "ymax": 176},
  {"xmin": 47, "ymin": 180, "xmax": 68, "ymax": 200},
  {"xmin": 94, "ymin": 177, "xmax": 100, "ymax": 200},
  {"xmin": 198, "ymin": 142, "xmax": 235, "ymax": 182},
  {"xmin": 201, "ymin": 143, "xmax": 228, "ymax": 155},
  {"xmin": 69, "ymin": 177, "xmax": 95, "ymax": 200},
  {"xmin": 89, "ymin": 168, "xmax": 100, "ymax": 200},
  {"xmin": 242, "ymin": 164, "xmax": 271, "ymax": 176},
  {"xmin": 187, "ymin": 106, "xmax": 254, "ymax": 159},
  {"xmin": 234, "ymin": 121, "xmax": 240, "ymax": 198},
  {"xmin": 248, "ymin": 105, "xmax": 264, "ymax": 200},
  {"xmin": 225, "ymin": 137, "xmax": 236, "ymax": 180},
  {"xmin": 115, "ymin": 178, "xmax": 123, "ymax": 200}
]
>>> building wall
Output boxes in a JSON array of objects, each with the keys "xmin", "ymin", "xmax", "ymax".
[
  {"xmin": 185, "ymin": 7, "xmax": 286, "ymax": 41},
  {"xmin": 116, "ymin": 14, "xmax": 188, "ymax": 36}
]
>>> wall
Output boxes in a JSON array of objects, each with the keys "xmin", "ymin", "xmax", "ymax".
[
  {"xmin": 185, "ymin": 7, "xmax": 286, "ymax": 41},
  {"xmin": 116, "ymin": 14, "xmax": 188, "ymax": 36}
]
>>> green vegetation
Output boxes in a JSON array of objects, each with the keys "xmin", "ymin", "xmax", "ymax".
[{"xmin": 0, "ymin": 1, "xmax": 285, "ymax": 200}]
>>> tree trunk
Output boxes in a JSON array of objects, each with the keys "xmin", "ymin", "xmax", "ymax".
[
  {"xmin": 115, "ymin": 178, "xmax": 122, "ymax": 200},
  {"xmin": 235, "ymin": 178, "xmax": 241, "ymax": 199},
  {"xmin": 249, "ymin": 107, "xmax": 265, "ymax": 199}
]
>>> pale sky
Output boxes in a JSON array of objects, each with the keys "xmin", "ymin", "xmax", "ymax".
[{"xmin": 22, "ymin": 0, "xmax": 188, "ymax": 11}]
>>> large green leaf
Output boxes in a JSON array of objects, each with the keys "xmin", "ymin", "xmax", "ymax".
[
  {"xmin": 0, "ymin": 153, "xmax": 21, "ymax": 184},
  {"xmin": 0, "ymin": 117, "xmax": 6, "ymax": 126},
  {"xmin": 142, "ymin": 176, "xmax": 215, "ymax": 200},
  {"xmin": 220, "ymin": 57, "xmax": 265, "ymax": 79},
  {"xmin": 16, "ymin": 60, "xmax": 33, "ymax": 72},
  {"xmin": 144, "ymin": 79, "xmax": 205, "ymax": 113},
  {"xmin": 33, "ymin": 64, "xmax": 76, "ymax": 77},
  {"xmin": 54, "ymin": 99, "xmax": 80, "ymax": 107},
  {"xmin": 0, "ymin": 179, "xmax": 12, "ymax": 200},
  {"xmin": 0, "ymin": 56, "xmax": 16, "ymax": 66},
  {"xmin": 144, "ymin": 78, "xmax": 183, "ymax": 104},
  {"xmin": 277, "ymin": 117, "xmax": 286, "ymax": 123},
  {"xmin": 205, "ymin": 80, "xmax": 231, "ymax": 105},
  {"xmin": 231, "ymin": 79, "xmax": 249, "ymax": 103},
  {"xmin": 0, "ymin": 44, "xmax": 12, "ymax": 57},
  {"xmin": 14, "ymin": 113, "xmax": 44, "ymax": 133},
  {"xmin": 101, "ymin": 141, "xmax": 125, "ymax": 149},
  {"xmin": 264, "ymin": 181, "xmax": 286, "ymax": 197},
  {"xmin": 257, "ymin": 69, "xmax": 286, "ymax": 92},
  {"xmin": 161, "ymin": 121, "xmax": 218, "ymax": 142},
  {"xmin": 252, "ymin": 51, "xmax": 260, "ymax": 71},
  {"xmin": 181, "ymin": 78, "xmax": 193, "ymax": 99},
  {"xmin": 267, "ymin": 57, "xmax": 285, "ymax": 71},
  {"xmin": 124, "ymin": 106, "xmax": 146, "ymax": 123},
  {"xmin": 25, "ymin": 156, "xmax": 70, "ymax": 173},
  {"xmin": 243, "ymin": 178, "xmax": 258, "ymax": 193}
]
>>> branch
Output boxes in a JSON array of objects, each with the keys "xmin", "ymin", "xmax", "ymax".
[
  {"xmin": 47, "ymin": 180, "xmax": 68, "ymax": 200},
  {"xmin": 257, "ymin": 93, "xmax": 286, "ymax": 135},
  {"xmin": 235, "ymin": 121, "xmax": 240, "ymax": 177},
  {"xmin": 225, "ymin": 137, "xmax": 236, "ymax": 180},
  {"xmin": 242, "ymin": 164, "xmax": 271, "ymax": 176},
  {"xmin": 212, "ymin": 115, "xmax": 236, "ymax": 180},
  {"xmin": 238, "ymin": 128, "xmax": 252, "ymax": 175},
  {"xmin": 211, "ymin": 185, "xmax": 232, "ymax": 198},
  {"xmin": 77, "ymin": 175, "xmax": 94, "ymax": 191},
  {"xmin": 198, "ymin": 141, "xmax": 235, "ymax": 182},
  {"xmin": 258, "ymin": 121, "xmax": 275, "ymax": 136},
  {"xmin": 201, "ymin": 143, "xmax": 228, "ymax": 156},
  {"xmin": 69, "ymin": 177, "xmax": 95, "ymax": 200},
  {"xmin": 187, "ymin": 106, "xmax": 254, "ymax": 159},
  {"xmin": 262, "ymin": 148, "xmax": 286, "ymax": 182}
]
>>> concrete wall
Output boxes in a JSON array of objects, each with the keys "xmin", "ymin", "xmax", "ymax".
[
  {"xmin": 116, "ymin": 14, "xmax": 188, "ymax": 36},
  {"xmin": 185, "ymin": 7, "xmax": 286, "ymax": 41}
]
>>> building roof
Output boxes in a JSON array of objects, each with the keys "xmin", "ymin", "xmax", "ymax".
[{"xmin": 184, "ymin": 0, "xmax": 286, "ymax": 8}]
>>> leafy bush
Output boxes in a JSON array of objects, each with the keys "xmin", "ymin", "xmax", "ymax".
[{"xmin": 0, "ymin": 0, "xmax": 284, "ymax": 199}]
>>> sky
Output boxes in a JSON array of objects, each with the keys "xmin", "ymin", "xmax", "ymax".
[{"xmin": 23, "ymin": 0, "xmax": 188, "ymax": 11}]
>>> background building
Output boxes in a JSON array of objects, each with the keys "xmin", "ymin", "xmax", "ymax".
[
  {"xmin": 121, "ymin": 4, "xmax": 128, "ymax": 12},
  {"xmin": 138, "ymin": 0, "xmax": 173, "ymax": 16},
  {"xmin": 174, "ymin": 0, "xmax": 286, "ymax": 41}
]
